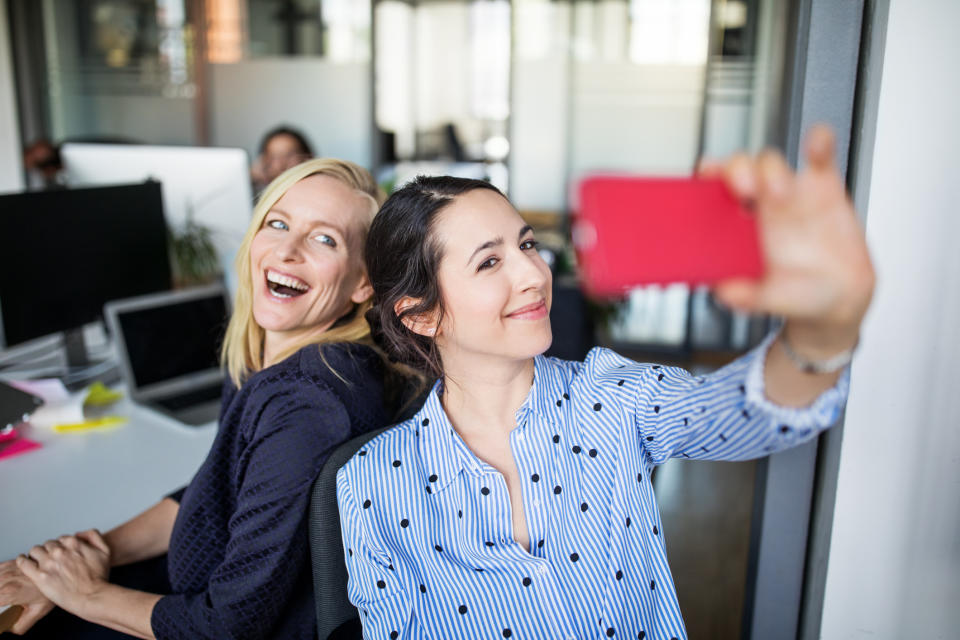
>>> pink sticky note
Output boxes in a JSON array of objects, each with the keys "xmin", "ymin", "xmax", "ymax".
[{"xmin": 0, "ymin": 437, "xmax": 42, "ymax": 461}]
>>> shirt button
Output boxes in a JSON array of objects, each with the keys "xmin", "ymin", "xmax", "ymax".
[
  {"xmin": 532, "ymin": 499, "xmax": 541, "ymax": 508},
  {"xmin": 538, "ymin": 565, "xmax": 549, "ymax": 576},
  {"xmin": 516, "ymin": 432, "xmax": 525, "ymax": 441}
]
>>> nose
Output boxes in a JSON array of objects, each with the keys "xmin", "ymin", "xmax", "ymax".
[
  {"xmin": 273, "ymin": 233, "xmax": 303, "ymax": 262},
  {"xmin": 512, "ymin": 247, "xmax": 550, "ymax": 294}
]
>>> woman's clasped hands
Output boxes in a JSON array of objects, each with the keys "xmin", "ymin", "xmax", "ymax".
[{"xmin": 4, "ymin": 530, "xmax": 112, "ymax": 633}]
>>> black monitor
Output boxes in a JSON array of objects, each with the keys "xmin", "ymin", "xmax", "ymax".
[{"xmin": 0, "ymin": 182, "xmax": 172, "ymax": 360}]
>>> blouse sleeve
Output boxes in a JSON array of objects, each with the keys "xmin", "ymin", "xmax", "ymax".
[
  {"xmin": 151, "ymin": 380, "xmax": 351, "ymax": 640},
  {"xmin": 337, "ymin": 468, "xmax": 413, "ymax": 640},
  {"xmin": 633, "ymin": 331, "xmax": 850, "ymax": 465}
]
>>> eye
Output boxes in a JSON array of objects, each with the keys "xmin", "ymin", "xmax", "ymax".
[
  {"xmin": 477, "ymin": 256, "xmax": 499, "ymax": 271},
  {"xmin": 266, "ymin": 219, "xmax": 288, "ymax": 231},
  {"xmin": 520, "ymin": 238, "xmax": 539, "ymax": 251},
  {"xmin": 312, "ymin": 233, "xmax": 337, "ymax": 248}
]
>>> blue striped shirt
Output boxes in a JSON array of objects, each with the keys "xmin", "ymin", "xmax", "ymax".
[{"xmin": 336, "ymin": 333, "xmax": 849, "ymax": 639}]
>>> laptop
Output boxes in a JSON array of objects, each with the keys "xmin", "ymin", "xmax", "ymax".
[{"xmin": 104, "ymin": 285, "xmax": 230, "ymax": 426}]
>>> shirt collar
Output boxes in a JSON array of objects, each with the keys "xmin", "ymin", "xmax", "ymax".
[
  {"xmin": 523, "ymin": 354, "xmax": 564, "ymax": 418},
  {"xmin": 416, "ymin": 381, "xmax": 473, "ymax": 495},
  {"xmin": 416, "ymin": 355, "xmax": 566, "ymax": 495}
]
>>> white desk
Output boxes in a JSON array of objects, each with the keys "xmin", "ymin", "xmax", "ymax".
[{"xmin": 0, "ymin": 396, "xmax": 217, "ymax": 560}]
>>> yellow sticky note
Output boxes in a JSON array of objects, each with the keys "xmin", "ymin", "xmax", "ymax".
[{"xmin": 84, "ymin": 382, "xmax": 123, "ymax": 407}]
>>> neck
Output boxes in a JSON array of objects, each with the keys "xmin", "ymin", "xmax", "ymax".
[
  {"xmin": 440, "ymin": 351, "xmax": 536, "ymax": 437},
  {"xmin": 262, "ymin": 322, "xmax": 334, "ymax": 369}
]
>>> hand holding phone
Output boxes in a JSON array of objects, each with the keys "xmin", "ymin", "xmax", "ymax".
[{"xmin": 572, "ymin": 176, "xmax": 764, "ymax": 297}]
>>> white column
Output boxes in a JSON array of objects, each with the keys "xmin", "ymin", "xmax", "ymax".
[{"xmin": 820, "ymin": 0, "xmax": 960, "ymax": 636}]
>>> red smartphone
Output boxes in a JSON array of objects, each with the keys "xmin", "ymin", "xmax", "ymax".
[{"xmin": 572, "ymin": 175, "xmax": 764, "ymax": 297}]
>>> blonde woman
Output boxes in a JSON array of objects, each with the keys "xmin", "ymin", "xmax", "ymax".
[{"xmin": 1, "ymin": 159, "xmax": 394, "ymax": 639}]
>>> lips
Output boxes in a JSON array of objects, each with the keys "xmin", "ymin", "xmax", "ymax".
[{"xmin": 506, "ymin": 300, "xmax": 547, "ymax": 319}]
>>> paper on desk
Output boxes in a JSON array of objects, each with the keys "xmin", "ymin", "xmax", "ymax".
[
  {"xmin": 7, "ymin": 379, "xmax": 83, "ymax": 428},
  {"xmin": 7, "ymin": 379, "xmax": 126, "ymax": 430},
  {"xmin": 7, "ymin": 378, "xmax": 70, "ymax": 403}
]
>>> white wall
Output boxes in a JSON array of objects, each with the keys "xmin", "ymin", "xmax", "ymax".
[
  {"xmin": 569, "ymin": 63, "xmax": 704, "ymax": 177},
  {"xmin": 74, "ymin": 95, "xmax": 196, "ymax": 146},
  {"xmin": 510, "ymin": 59, "xmax": 705, "ymax": 212},
  {"xmin": 0, "ymin": 0, "xmax": 23, "ymax": 192},
  {"xmin": 208, "ymin": 59, "xmax": 371, "ymax": 169},
  {"xmin": 820, "ymin": 0, "xmax": 960, "ymax": 637}
]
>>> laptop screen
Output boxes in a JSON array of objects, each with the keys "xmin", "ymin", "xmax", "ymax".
[{"xmin": 115, "ymin": 293, "xmax": 228, "ymax": 388}]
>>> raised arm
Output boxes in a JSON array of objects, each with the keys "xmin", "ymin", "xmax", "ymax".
[
  {"xmin": 708, "ymin": 125, "xmax": 874, "ymax": 405},
  {"xmin": 631, "ymin": 126, "xmax": 874, "ymax": 464}
]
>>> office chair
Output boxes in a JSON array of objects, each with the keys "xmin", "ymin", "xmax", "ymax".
[{"xmin": 309, "ymin": 426, "xmax": 390, "ymax": 640}]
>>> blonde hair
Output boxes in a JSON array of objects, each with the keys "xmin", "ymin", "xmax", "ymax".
[{"xmin": 221, "ymin": 158, "xmax": 386, "ymax": 387}]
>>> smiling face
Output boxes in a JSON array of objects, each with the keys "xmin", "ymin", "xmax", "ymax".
[
  {"xmin": 249, "ymin": 174, "xmax": 374, "ymax": 359},
  {"xmin": 430, "ymin": 189, "xmax": 553, "ymax": 368}
]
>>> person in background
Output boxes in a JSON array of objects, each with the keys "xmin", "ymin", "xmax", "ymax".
[
  {"xmin": 251, "ymin": 126, "xmax": 316, "ymax": 193},
  {"xmin": 337, "ymin": 125, "xmax": 874, "ymax": 639},
  {"xmin": 22, "ymin": 139, "xmax": 64, "ymax": 190},
  {"xmin": 0, "ymin": 158, "xmax": 410, "ymax": 639}
]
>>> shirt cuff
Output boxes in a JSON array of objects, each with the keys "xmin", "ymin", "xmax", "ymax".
[{"xmin": 744, "ymin": 330, "xmax": 851, "ymax": 432}]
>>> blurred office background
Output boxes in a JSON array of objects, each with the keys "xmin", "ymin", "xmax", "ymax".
[{"xmin": 1, "ymin": 1, "xmax": 958, "ymax": 638}]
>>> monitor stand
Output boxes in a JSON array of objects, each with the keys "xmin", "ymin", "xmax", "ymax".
[
  {"xmin": 63, "ymin": 327, "xmax": 91, "ymax": 368},
  {"xmin": 61, "ymin": 327, "xmax": 119, "ymax": 390}
]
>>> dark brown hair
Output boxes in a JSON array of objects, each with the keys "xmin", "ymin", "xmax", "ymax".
[
  {"xmin": 258, "ymin": 125, "xmax": 315, "ymax": 157},
  {"xmin": 365, "ymin": 175, "xmax": 505, "ymax": 379}
]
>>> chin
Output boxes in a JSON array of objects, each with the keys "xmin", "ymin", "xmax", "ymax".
[
  {"xmin": 532, "ymin": 332, "xmax": 553, "ymax": 357},
  {"xmin": 252, "ymin": 308, "xmax": 294, "ymax": 333},
  {"xmin": 513, "ymin": 327, "xmax": 553, "ymax": 359}
]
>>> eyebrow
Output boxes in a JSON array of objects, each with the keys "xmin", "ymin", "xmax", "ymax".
[{"xmin": 466, "ymin": 224, "xmax": 534, "ymax": 266}]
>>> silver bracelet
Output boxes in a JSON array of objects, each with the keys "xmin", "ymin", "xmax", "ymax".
[{"xmin": 779, "ymin": 330, "xmax": 858, "ymax": 375}]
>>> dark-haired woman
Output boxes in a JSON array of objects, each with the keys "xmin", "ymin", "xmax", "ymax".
[
  {"xmin": 251, "ymin": 126, "xmax": 316, "ymax": 193},
  {"xmin": 337, "ymin": 126, "xmax": 874, "ymax": 639}
]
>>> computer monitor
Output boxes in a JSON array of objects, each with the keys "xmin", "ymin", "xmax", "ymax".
[
  {"xmin": 60, "ymin": 143, "xmax": 253, "ymax": 296},
  {"xmin": 0, "ymin": 182, "xmax": 172, "ymax": 358}
]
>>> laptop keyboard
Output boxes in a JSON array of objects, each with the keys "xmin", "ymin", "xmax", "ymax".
[{"xmin": 152, "ymin": 383, "xmax": 223, "ymax": 411}]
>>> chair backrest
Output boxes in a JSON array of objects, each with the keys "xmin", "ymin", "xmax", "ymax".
[{"xmin": 309, "ymin": 426, "xmax": 389, "ymax": 640}]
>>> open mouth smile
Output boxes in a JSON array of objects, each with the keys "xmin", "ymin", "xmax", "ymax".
[{"xmin": 265, "ymin": 269, "xmax": 310, "ymax": 299}]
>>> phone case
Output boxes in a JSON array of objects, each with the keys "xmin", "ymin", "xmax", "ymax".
[{"xmin": 572, "ymin": 176, "xmax": 764, "ymax": 296}]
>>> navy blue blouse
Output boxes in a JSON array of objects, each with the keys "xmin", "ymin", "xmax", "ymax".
[
  {"xmin": 152, "ymin": 342, "xmax": 389, "ymax": 640},
  {"xmin": 337, "ymin": 334, "xmax": 849, "ymax": 640}
]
